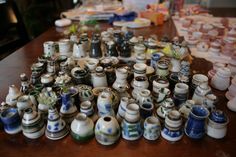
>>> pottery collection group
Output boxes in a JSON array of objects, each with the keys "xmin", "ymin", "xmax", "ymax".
[{"xmin": 1, "ymin": 26, "xmax": 234, "ymax": 145}]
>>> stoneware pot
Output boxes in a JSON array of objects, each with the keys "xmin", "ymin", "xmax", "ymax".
[
  {"xmin": 0, "ymin": 108, "xmax": 21, "ymax": 134},
  {"xmin": 211, "ymin": 67, "xmax": 231, "ymax": 91},
  {"xmin": 185, "ymin": 106, "xmax": 209, "ymax": 139},
  {"xmin": 95, "ymin": 116, "xmax": 120, "ymax": 145},
  {"xmin": 173, "ymin": 83, "xmax": 189, "ymax": 107},
  {"xmin": 156, "ymin": 98, "xmax": 175, "ymax": 120},
  {"xmin": 116, "ymin": 97, "xmax": 129, "ymax": 123},
  {"xmin": 22, "ymin": 108, "xmax": 45, "ymax": 139},
  {"xmin": 207, "ymin": 110, "xmax": 229, "ymax": 139},
  {"xmin": 143, "ymin": 116, "xmax": 161, "ymax": 141},
  {"xmin": 6, "ymin": 85, "xmax": 22, "ymax": 107},
  {"xmin": 71, "ymin": 113, "xmax": 94, "ymax": 142},
  {"xmin": 179, "ymin": 100, "xmax": 195, "ymax": 119},
  {"xmin": 192, "ymin": 83, "xmax": 211, "ymax": 105}
]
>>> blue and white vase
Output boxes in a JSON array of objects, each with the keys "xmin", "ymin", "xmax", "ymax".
[
  {"xmin": 97, "ymin": 90, "xmax": 114, "ymax": 117},
  {"xmin": 150, "ymin": 53, "xmax": 161, "ymax": 70},
  {"xmin": 95, "ymin": 116, "xmax": 120, "ymax": 145},
  {"xmin": 0, "ymin": 108, "xmax": 21, "ymax": 134},
  {"xmin": 60, "ymin": 92, "xmax": 78, "ymax": 124},
  {"xmin": 185, "ymin": 106, "xmax": 209, "ymax": 139},
  {"xmin": 143, "ymin": 116, "xmax": 161, "ymax": 141}
]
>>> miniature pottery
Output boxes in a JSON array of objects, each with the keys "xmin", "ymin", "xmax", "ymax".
[
  {"xmin": 207, "ymin": 110, "xmax": 229, "ymax": 139},
  {"xmin": 185, "ymin": 106, "xmax": 209, "ymax": 139},
  {"xmin": 173, "ymin": 83, "xmax": 189, "ymax": 107},
  {"xmin": 45, "ymin": 107, "xmax": 69, "ymax": 140},
  {"xmin": 78, "ymin": 85, "xmax": 94, "ymax": 102},
  {"xmin": 92, "ymin": 66, "xmax": 108, "ymax": 87},
  {"xmin": 97, "ymin": 89, "xmax": 114, "ymax": 117},
  {"xmin": 179, "ymin": 100, "xmax": 195, "ymax": 119},
  {"xmin": 16, "ymin": 95, "xmax": 36, "ymax": 117},
  {"xmin": 156, "ymin": 60, "xmax": 169, "ymax": 78},
  {"xmin": 161, "ymin": 110, "xmax": 183, "ymax": 142},
  {"xmin": 95, "ymin": 116, "xmax": 120, "ymax": 145},
  {"xmin": 137, "ymin": 89, "xmax": 153, "ymax": 106},
  {"xmin": 116, "ymin": 97, "xmax": 129, "ymax": 123},
  {"xmin": 112, "ymin": 67, "xmax": 129, "ymax": 92},
  {"xmin": 203, "ymin": 94, "xmax": 218, "ymax": 111},
  {"xmin": 22, "ymin": 108, "xmax": 45, "ymax": 139},
  {"xmin": 227, "ymin": 96, "xmax": 236, "ymax": 112},
  {"xmin": 43, "ymin": 41, "xmax": 55, "ymax": 57},
  {"xmin": 211, "ymin": 67, "xmax": 231, "ymax": 91},
  {"xmin": 143, "ymin": 116, "xmax": 161, "ymax": 141},
  {"xmin": 73, "ymin": 42, "xmax": 86, "ymax": 58},
  {"xmin": 6, "ymin": 85, "xmax": 22, "ymax": 107},
  {"xmin": 60, "ymin": 91, "xmax": 78, "ymax": 124},
  {"xmin": 170, "ymin": 58, "xmax": 181, "ymax": 73},
  {"xmin": 71, "ymin": 67, "xmax": 90, "ymax": 85},
  {"xmin": 156, "ymin": 98, "xmax": 175, "ymax": 120},
  {"xmin": 192, "ymin": 83, "xmax": 211, "ymax": 105},
  {"xmin": 89, "ymin": 35, "xmax": 102, "ymax": 58},
  {"xmin": 140, "ymin": 102, "xmax": 154, "ymax": 120},
  {"xmin": 58, "ymin": 39, "xmax": 72, "ymax": 56},
  {"xmin": 71, "ymin": 113, "xmax": 94, "ymax": 142},
  {"xmin": 0, "ymin": 108, "xmax": 21, "ymax": 134},
  {"xmin": 150, "ymin": 53, "xmax": 161, "ymax": 70}
]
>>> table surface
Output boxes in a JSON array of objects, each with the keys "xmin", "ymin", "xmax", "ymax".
[{"xmin": 0, "ymin": 13, "xmax": 236, "ymax": 157}]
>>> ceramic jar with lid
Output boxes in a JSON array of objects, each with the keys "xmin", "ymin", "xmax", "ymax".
[
  {"xmin": 211, "ymin": 67, "xmax": 231, "ymax": 91},
  {"xmin": 206, "ymin": 110, "xmax": 229, "ymax": 139},
  {"xmin": 22, "ymin": 108, "xmax": 45, "ymax": 139},
  {"xmin": 143, "ymin": 116, "xmax": 161, "ymax": 141},
  {"xmin": 95, "ymin": 116, "xmax": 120, "ymax": 145},
  {"xmin": 192, "ymin": 83, "xmax": 212, "ymax": 105},
  {"xmin": 71, "ymin": 113, "xmax": 94, "ymax": 142},
  {"xmin": 161, "ymin": 110, "xmax": 183, "ymax": 142}
]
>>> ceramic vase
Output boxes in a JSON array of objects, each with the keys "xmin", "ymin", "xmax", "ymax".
[
  {"xmin": 43, "ymin": 41, "xmax": 55, "ymax": 58},
  {"xmin": 179, "ymin": 100, "xmax": 195, "ymax": 119},
  {"xmin": 89, "ymin": 36, "xmax": 102, "ymax": 58},
  {"xmin": 6, "ymin": 85, "xmax": 22, "ymax": 107},
  {"xmin": 112, "ymin": 67, "xmax": 129, "ymax": 93},
  {"xmin": 203, "ymin": 94, "xmax": 218, "ymax": 111},
  {"xmin": 211, "ymin": 67, "xmax": 231, "ymax": 91},
  {"xmin": 156, "ymin": 60, "xmax": 169, "ymax": 78},
  {"xmin": 170, "ymin": 58, "xmax": 181, "ymax": 73},
  {"xmin": 45, "ymin": 107, "xmax": 69, "ymax": 140},
  {"xmin": 133, "ymin": 63, "xmax": 147, "ymax": 78},
  {"xmin": 122, "ymin": 103, "xmax": 143, "ymax": 141},
  {"xmin": 152, "ymin": 78, "xmax": 170, "ymax": 93},
  {"xmin": 191, "ymin": 74, "xmax": 209, "ymax": 94},
  {"xmin": 22, "ymin": 108, "xmax": 45, "ymax": 139},
  {"xmin": 206, "ymin": 110, "xmax": 229, "ymax": 139},
  {"xmin": 185, "ymin": 106, "xmax": 209, "ymax": 139},
  {"xmin": 60, "ymin": 92, "xmax": 78, "ymax": 124},
  {"xmin": 78, "ymin": 85, "xmax": 94, "ymax": 102},
  {"xmin": 178, "ymin": 61, "xmax": 190, "ymax": 83},
  {"xmin": 0, "ymin": 108, "xmax": 21, "ymax": 134},
  {"xmin": 132, "ymin": 76, "xmax": 149, "ymax": 99},
  {"xmin": 150, "ymin": 53, "xmax": 161, "ymax": 70},
  {"xmin": 106, "ymin": 41, "xmax": 118, "ymax": 57},
  {"xmin": 161, "ymin": 110, "xmax": 183, "ymax": 142},
  {"xmin": 119, "ymin": 40, "xmax": 131, "ymax": 58},
  {"xmin": 192, "ymin": 83, "xmax": 211, "ymax": 105},
  {"xmin": 71, "ymin": 113, "xmax": 94, "ymax": 142},
  {"xmin": 143, "ymin": 116, "xmax": 161, "ymax": 141},
  {"xmin": 137, "ymin": 89, "xmax": 153, "ymax": 106},
  {"xmin": 152, "ymin": 87, "xmax": 171, "ymax": 107},
  {"xmin": 97, "ymin": 90, "xmax": 114, "ymax": 117},
  {"xmin": 95, "ymin": 116, "xmax": 120, "ymax": 145}
]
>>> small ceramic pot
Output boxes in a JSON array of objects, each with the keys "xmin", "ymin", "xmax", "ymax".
[
  {"xmin": 22, "ymin": 108, "xmax": 45, "ymax": 139},
  {"xmin": 153, "ymin": 78, "xmax": 170, "ymax": 93},
  {"xmin": 185, "ymin": 106, "xmax": 209, "ymax": 139},
  {"xmin": 97, "ymin": 90, "xmax": 114, "ymax": 117},
  {"xmin": 121, "ymin": 119, "xmax": 142, "ymax": 141},
  {"xmin": 125, "ymin": 103, "xmax": 140, "ymax": 123},
  {"xmin": 136, "ymin": 53, "xmax": 146, "ymax": 64},
  {"xmin": 119, "ymin": 40, "xmax": 131, "ymax": 58},
  {"xmin": 116, "ymin": 97, "xmax": 129, "ymax": 123},
  {"xmin": 161, "ymin": 110, "xmax": 183, "ymax": 142},
  {"xmin": 6, "ymin": 85, "xmax": 22, "ymax": 107},
  {"xmin": 152, "ymin": 88, "xmax": 171, "ymax": 107},
  {"xmin": 78, "ymin": 85, "xmax": 94, "ymax": 102},
  {"xmin": 43, "ymin": 41, "xmax": 56, "ymax": 57},
  {"xmin": 112, "ymin": 67, "xmax": 129, "ymax": 92},
  {"xmin": 95, "ymin": 116, "xmax": 120, "ymax": 145},
  {"xmin": 137, "ymin": 89, "xmax": 153, "ymax": 106},
  {"xmin": 211, "ymin": 67, "xmax": 231, "ymax": 91},
  {"xmin": 173, "ymin": 83, "xmax": 189, "ymax": 107},
  {"xmin": 179, "ymin": 100, "xmax": 195, "ymax": 119},
  {"xmin": 45, "ymin": 107, "xmax": 69, "ymax": 140},
  {"xmin": 140, "ymin": 102, "xmax": 154, "ymax": 120},
  {"xmin": 133, "ymin": 63, "xmax": 147, "ymax": 77},
  {"xmin": 156, "ymin": 98, "xmax": 175, "ymax": 120},
  {"xmin": 192, "ymin": 83, "xmax": 211, "ymax": 105},
  {"xmin": 80, "ymin": 101, "xmax": 94, "ymax": 117},
  {"xmin": 143, "ymin": 116, "xmax": 161, "ymax": 141},
  {"xmin": 73, "ymin": 43, "xmax": 86, "ymax": 58},
  {"xmin": 203, "ymin": 94, "xmax": 218, "ymax": 111},
  {"xmin": 58, "ymin": 39, "xmax": 72, "ymax": 56},
  {"xmin": 150, "ymin": 53, "xmax": 161, "ymax": 70},
  {"xmin": 170, "ymin": 58, "xmax": 181, "ymax": 73},
  {"xmin": 207, "ymin": 110, "xmax": 229, "ymax": 139},
  {"xmin": 17, "ymin": 95, "xmax": 35, "ymax": 117},
  {"xmin": 71, "ymin": 67, "xmax": 90, "ymax": 85},
  {"xmin": 191, "ymin": 74, "xmax": 209, "ymax": 93},
  {"xmin": 226, "ymin": 76, "xmax": 236, "ymax": 100},
  {"xmin": 156, "ymin": 60, "xmax": 169, "ymax": 78},
  {"xmin": 0, "ymin": 108, "xmax": 21, "ymax": 134},
  {"xmin": 132, "ymin": 76, "xmax": 149, "ymax": 99},
  {"xmin": 89, "ymin": 36, "xmax": 102, "ymax": 58},
  {"xmin": 92, "ymin": 66, "xmax": 108, "ymax": 87},
  {"xmin": 134, "ymin": 44, "xmax": 146, "ymax": 55},
  {"xmin": 71, "ymin": 113, "xmax": 94, "ymax": 142}
]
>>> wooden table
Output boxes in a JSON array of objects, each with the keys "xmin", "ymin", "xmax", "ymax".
[{"xmin": 0, "ymin": 17, "xmax": 236, "ymax": 157}]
